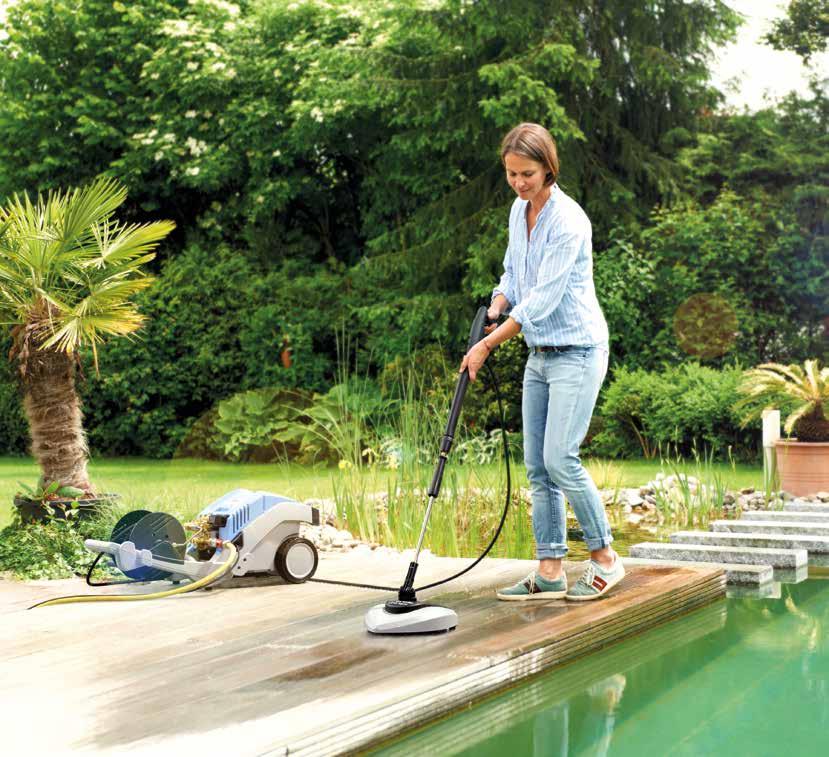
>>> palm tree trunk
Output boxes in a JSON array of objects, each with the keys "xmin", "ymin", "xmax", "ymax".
[{"xmin": 21, "ymin": 348, "xmax": 93, "ymax": 493}]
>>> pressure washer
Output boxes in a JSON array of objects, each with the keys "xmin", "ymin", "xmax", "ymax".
[{"xmin": 32, "ymin": 305, "xmax": 512, "ymax": 637}]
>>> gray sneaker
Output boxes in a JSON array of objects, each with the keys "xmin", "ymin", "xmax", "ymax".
[
  {"xmin": 496, "ymin": 571, "xmax": 568, "ymax": 601},
  {"xmin": 566, "ymin": 556, "xmax": 625, "ymax": 601}
]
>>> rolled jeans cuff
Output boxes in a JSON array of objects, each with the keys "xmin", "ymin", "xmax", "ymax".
[
  {"xmin": 536, "ymin": 543, "xmax": 569, "ymax": 560},
  {"xmin": 584, "ymin": 535, "xmax": 614, "ymax": 551}
]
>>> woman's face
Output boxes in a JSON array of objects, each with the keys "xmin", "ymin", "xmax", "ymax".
[{"xmin": 504, "ymin": 152, "xmax": 547, "ymax": 201}]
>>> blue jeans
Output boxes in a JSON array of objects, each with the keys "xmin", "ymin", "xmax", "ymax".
[{"xmin": 522, "ymin": 344, "xmax": 612, "ymax": 559}]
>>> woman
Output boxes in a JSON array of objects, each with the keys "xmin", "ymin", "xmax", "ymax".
[{"xmin": 460, "ymin": 122, "xmax": 623, "ymax": 601}]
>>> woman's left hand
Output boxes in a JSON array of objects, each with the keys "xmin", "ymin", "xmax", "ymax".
[{"xmin": 459, "ymin": 340, "xmax": 490, "ymax": 381}]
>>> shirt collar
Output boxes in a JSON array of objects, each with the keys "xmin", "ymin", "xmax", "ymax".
[{"xmin": 523, "ymin": 183, "xmax": 558, "ymax": 217}]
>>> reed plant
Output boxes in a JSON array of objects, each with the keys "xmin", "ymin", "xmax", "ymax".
[
  {"xmin": 649, "ymin": 441, "xmax": 733, "ymax": 528},
  {"xmin": 329, "ymin": 349, "xmax": 536, "ymax": 559}
]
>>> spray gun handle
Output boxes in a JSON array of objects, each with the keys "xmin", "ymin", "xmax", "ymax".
[{"xmin": 466, "ymin": 305, "xmax": 492, "ymax": 352}]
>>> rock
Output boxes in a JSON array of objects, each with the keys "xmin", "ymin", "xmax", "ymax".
[
  {"xmin": 740, "ymin": 487, "xmax": 755, "ymax": 495},
  {"xmin": 625, "ymin": 513, "xmax": 643, "ymax": 525},
  {"xmin": 723, "ymin": 493, "xmax": 736, "ymax": 505},
  {"xmin": 817, "ymin": 492, "xmax": 829, "ymax": 503},
  {"xmin": 626, "ymin": 493, "xmax": 645, "ymax": 508},
  {"xmin": 623, "ymin": 504, "xmax": 633, "ymax": 514}
]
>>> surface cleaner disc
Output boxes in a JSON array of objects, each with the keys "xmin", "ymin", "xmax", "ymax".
[{"xmin": 120, "ymin": 511, "xmax": 186, "ymax": 581}]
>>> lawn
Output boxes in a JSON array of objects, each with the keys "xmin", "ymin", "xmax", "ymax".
[{"xmin": 0, "ymin": 455, "xmax": 766, "ymax": 531}]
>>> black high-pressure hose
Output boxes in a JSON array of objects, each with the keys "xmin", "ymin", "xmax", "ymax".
[{"xmin": 310, "ymin": 330, "xmax": 512, "ymax": 595}]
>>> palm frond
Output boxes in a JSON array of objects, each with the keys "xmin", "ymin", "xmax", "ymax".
[
  {"xmin": 87, "ymin": 219, "xmax": 176, "ymax": 268},
  {"xmin": 58, "ymin": 176, "xmax": 127, "ymax": 246},
  {"xmin": 755, "ymin": 362, "xmax": 806, "ymax": 387}
]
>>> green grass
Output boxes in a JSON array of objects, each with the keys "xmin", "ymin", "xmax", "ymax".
[{"xmin": 0, "ymin": 455, "xmax": 765, "ymax": 531}]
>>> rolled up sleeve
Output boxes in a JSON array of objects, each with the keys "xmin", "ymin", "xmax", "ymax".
[{"xmin": 509, "ymin": 224, "xmax": 585, "ymax": 342}]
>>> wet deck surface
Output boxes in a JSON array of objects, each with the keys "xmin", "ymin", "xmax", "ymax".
[{"xmin": 1, "ymin": 553, "xmax": 724, "ymax": 756}]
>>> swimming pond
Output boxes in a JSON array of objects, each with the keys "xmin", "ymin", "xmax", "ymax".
[{"xmin": 373, "ymin": 572, "xmax": 829, "ymax": 756}]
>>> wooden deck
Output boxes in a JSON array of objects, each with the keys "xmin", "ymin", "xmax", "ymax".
[{"xmin": 0, "ymin": 552, "xmax": 725, "ymax": 756}]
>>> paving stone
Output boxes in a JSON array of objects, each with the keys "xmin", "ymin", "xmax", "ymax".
[
  {"xmin": 710, "ymin": 520, "xmax": 829, "ymax": 537},
  {"xmin": 624, "ymin": 555, "xmax": 773, "ymax": 585},
  {"xmin": 741, "ymin": 510, "xmax": 829, "ymax": 523},
  {"xmin": 726, "ymin": 582, "xmax": 781, "ymax": 599},
  {"xmin": 671, "ymin": 530, "xmax": 829, "ymax": 554},
  {"xmin": 629, "ymin": 541, "xmax": 806, "ymax": 569},
  {"xmin": 783, "ymin": 500, "xmax": 829, "ymax": 513}
]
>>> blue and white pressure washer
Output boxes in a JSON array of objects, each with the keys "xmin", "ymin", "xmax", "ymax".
[{"xmin": 83, "ymin": 488, "xmax": 320, "ymax": 585}]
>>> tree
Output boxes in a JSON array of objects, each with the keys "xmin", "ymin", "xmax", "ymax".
[
  {"xmin": 765, "ymin": 0, "xmax": 829, "ymax": 62},
  {"xmin": 0, "ymin": 177, "xmax": 174, "ymax": 489}
]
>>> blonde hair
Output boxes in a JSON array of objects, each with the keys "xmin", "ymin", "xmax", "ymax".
[{"xmin": 500, "ymin": 123, "xmax": 559, "ymax": 186}]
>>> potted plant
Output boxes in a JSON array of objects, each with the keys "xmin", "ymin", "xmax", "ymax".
[
  {"xmin": 736, "ymin": 359, "xmax": 829, "ymax": 497},
  {"xmin": 0, "ymin": 177, "xmax": 174, "ymax": 521}
]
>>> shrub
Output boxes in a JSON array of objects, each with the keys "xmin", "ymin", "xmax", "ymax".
[
  {"xmin": 592, "ymin": 362, "xmax": 758, "ymax": 461},
  {"xmin": 213, "ymin": 387, "xmax": 312, "ymax": 462},
  {"xmin": 0, "ymin": 344, "xmax": 28, "ymax": 455},
  {"xmin": 0, "ymin": 507, "xmax": 118, "ymax": 580},
  {"xmin": 80, "ymin": 242, "xmax": 261, "ymax": 458}
]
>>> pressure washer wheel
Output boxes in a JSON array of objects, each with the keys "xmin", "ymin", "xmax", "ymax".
[{"xmin": 275, "ymin": 536, "xmax": 318, "ymax": 583}]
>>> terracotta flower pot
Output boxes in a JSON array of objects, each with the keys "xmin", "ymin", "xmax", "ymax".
[{"xmin": 774, "ymin": 440, "xmax": 829, "ymax": 497}]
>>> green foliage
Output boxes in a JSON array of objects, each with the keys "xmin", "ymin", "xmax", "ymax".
[
  {"xmin": 601, "ymin": 188, "xmax": 827, "ymax": 368},
  {"xmin": 16, "ymin": 480, "xmax": 85, "ymax": 501},
  {"xmin": 214, "ymin": 387, "xmax": 310, "ymax": 462},
  {"xmin": 0, "ymin": 343, "xmax": 28, "ymax": 455},
  {"xmin": 274, "ymin": 379, "xmax": 391, "ymax": 466},
  {"xmin": 0, "ymin": 507, "xmax": 116, "ymax": 580},
  {"xmin": 80, "ymin": 242, "xmax": 257, "ymax": 457},
  {"xmin": 5, "ymin": 0, "xmax": 823, "ymax": 460},
  {"xmin": 593, "ymin": 230, "xmax": 658, "ymax": 370},
  {"xmin": 592, "ymin": 363, "xmax": 756, "ymax": 461},
  {"xmin": 765, "ymin": 0, "xmax": 829, "ymax": 61}
]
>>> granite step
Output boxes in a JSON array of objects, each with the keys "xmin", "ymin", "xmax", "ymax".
[
  {"xmin": 670, "ymin": 530, "xmax": 829, "ymax": 554},
  {"xmin": 710, "ymin": 520, "xmax": 829, "ymax": 537},
  {"xmin": 624, "ymin": 556, "xmax": 773, "ymax": 586},
  {"xmin": 741, "ymin": 510, "xmax": 829, "ymax": 523},
  {"xmin": 629, "ymin": 542, "xmax": 806, "ymax": 569},
  {"xmin": 783, "ymin": 500, "xmax": 829, "ymax": 513}
]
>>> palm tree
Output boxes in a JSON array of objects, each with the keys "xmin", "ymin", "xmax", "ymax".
[
  {"xmin": 736, "ymin": 360, "xmax": 829, "ymax": 442},
  {"xmin": 0, "ymin": 177, "xmax": 174, "ymax": 494}
]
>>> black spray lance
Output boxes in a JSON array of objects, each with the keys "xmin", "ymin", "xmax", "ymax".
[{"xmin": 394, "ymin": 305, "xmax": 491, "ymax": 604}]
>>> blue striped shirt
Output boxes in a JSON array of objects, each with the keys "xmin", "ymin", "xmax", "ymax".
[{"xmin": 492, "ymin": 184, "xmax": 609, "ymax": 348}]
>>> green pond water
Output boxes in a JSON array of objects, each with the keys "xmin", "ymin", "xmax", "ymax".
[{"xmin": 372, "ymin": 573, "xmax": 829, "ymax": 756}]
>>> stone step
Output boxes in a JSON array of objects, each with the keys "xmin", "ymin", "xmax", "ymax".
[
  {"xmin": 629, "ymin": 541, "xmax": 806, "ymax": 569},
  {"xmin": 783, "ymin": 500, "xmax": 829, "ymax": 513},
  {"xmin": 710, "ymin": 520, "xmax": 829, "ymax": 537},
  {"xmin": 741, "ymin": 510, "xmax": 829, "ymax": 523},
  {"xmin": 671, "ymin": 530, "xmax": 829, "ymax": 554},
  {"xmin": 623, "ymin": 556, "xmax": 773, "ymax": 586}
]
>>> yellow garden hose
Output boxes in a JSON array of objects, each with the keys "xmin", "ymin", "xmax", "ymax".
[{"xmin": 29, "ymin": 542, "xmax": 238, "ymax": 609}]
